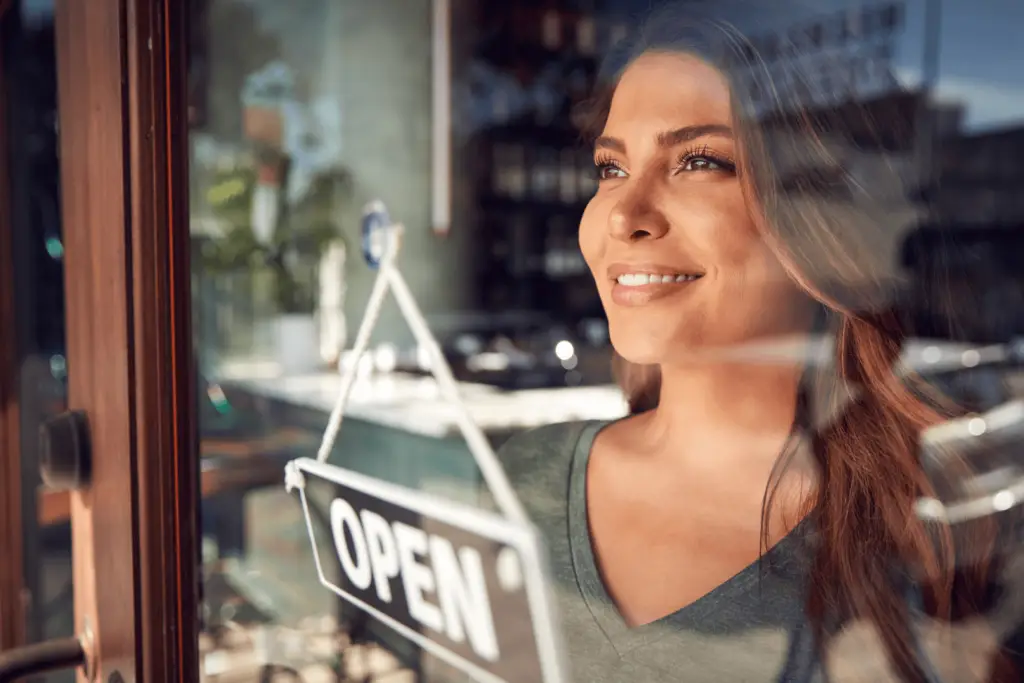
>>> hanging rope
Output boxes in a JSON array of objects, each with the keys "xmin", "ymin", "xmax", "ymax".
[{"xmin": 308, "ymin": 218, "xmax": 528, "ymax": 525}]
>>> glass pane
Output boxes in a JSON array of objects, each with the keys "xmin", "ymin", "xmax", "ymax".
[
  {"xmin": 189, "ymin": 1, "xmax": 477, "ymax": 679},
  {"xmin": 2, "ymin": 2, "xmax": 74, "ymax": 681},
  {"xmin": 187, "ymin": 0, "xmax": 1024, "ymax": 681}
]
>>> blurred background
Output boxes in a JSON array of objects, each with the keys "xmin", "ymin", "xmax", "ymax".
[{"xmin": 4, "ymin": 0, "xmax": 1024, "ymax": 680}]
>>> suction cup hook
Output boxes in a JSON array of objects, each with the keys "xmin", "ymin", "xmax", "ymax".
[{"xmin": 361, "ymin": 200, "xmax": 397, "ymax": 269}]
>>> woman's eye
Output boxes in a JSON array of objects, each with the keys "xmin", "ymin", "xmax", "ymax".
[
  {"xmin": 681, "ymin": 156, "xmax": 723, "ymax": 172},
  {"xmin": 596, "ymin": 163, "xmax": 627, "ymax": 180}
]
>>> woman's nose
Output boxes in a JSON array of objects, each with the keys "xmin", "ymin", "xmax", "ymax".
[{"xmin": 608, "ymin": 190, "xmax": 670, "ymax": 242}]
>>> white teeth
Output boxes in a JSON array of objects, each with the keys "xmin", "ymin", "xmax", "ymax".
[{"xmin": 616, "ymin": 273, "xmax": 701, "ymax": 286}]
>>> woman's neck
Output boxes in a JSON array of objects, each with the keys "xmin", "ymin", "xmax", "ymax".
[{"xmin": 641, "ymin": 358, "xmax": 805, "ymax": 472}]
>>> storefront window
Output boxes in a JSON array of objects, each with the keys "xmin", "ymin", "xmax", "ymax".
[
  {"xmin": 189, "ymin": 1, "xmax": 480, "ymax": 679},
  {"xmin": 185, "ymin": 1, "xmax": 1024, "ymax": 681}
]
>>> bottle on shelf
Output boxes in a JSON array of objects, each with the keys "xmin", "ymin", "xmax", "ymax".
[
  {"xmin": 492, "ymin": 88, "xmax": 511, "ymax": 125},
  {"xmin": 532, "ymin": 78, "xmax": 561, "ymax": 126},
  {"xmin": 491, "ymin": 143, "xmax": 510, "ymax": 196},
  {"xmin": 509, "ymin": 212, "xmax": 532, "ymax": 277},
  {"xmin": 543, "ymin": 223, "xmax": 563, "ymax": 278},
  {"xmin": 576, "ymin": 14, "xmax": 597, "ymax": 56},
  {"xmin": 507, "ymin": 144, "xmax": 528, "ymax": 199},
  {"xmin": 559, "ymin": 148, "xmax": 579, "ymax": 204},
  {"xmin": 532, "ymin": 147, "xmax": 559, "ymax": 201},
  {"xmin": 541, "ymin": 8, "xmax": 563, "ymax": 51},
  {"xmin": 544, "ymin": 216, "xmax": 580, "ymax": 278}
]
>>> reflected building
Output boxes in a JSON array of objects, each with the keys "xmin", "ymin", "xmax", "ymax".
[
  {"xmin": 905, "ymin": 102, "xmax": 1024, "ymax": 343},
  {"xmin": 934, "ymin": 123, "xmax": 1024, "ymax": 227}
]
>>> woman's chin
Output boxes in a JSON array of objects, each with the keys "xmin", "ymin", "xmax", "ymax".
[{"xmin": 611, "ymin": 336, "xmax": 700, "ymax": 367}]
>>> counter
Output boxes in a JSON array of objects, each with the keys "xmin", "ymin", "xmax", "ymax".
[
  {"xmin": 227, "ymin": 370, "xmax": 628, "ymax": 439},
  {"xmin": 210, "ymin": 367, "xmax": 626, "ymax": 504}
]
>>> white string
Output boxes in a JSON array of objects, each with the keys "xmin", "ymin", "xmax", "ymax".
[
  {"xmin": 385, "ymin": 260, "xmax": 528, "ymax": 525},
  {"xmin": 314, "ymin": 232, "xmax": 399, "ymax": 463},
  {"xmin": 312, "ymin": 223, "xmax": 528, "ymax": 525}
]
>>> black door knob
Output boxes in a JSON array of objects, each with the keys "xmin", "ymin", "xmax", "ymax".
[{"xmin": 38, "ymin": 409, "xmax": 91, "ymax": 491}]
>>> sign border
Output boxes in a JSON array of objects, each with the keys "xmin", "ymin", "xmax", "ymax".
[{"xmin": 289, "ymin": 457, "xmax": 569, "ymax": 683}]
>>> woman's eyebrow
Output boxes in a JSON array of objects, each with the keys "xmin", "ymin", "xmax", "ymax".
[
  {"xmin": 656, "ymin": 124, "xmax": 733, "ymax": 147},
  {"xmin": 594, "ymin": 124, "xmax": 734, "ymax": 154},
  {"xmin": 594, "ymin": 135, "xmax": 626, "ymax": 153}
]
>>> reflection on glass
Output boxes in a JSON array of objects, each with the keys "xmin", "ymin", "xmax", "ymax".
[
  {"xmin": 186, "ymin": 0, "xmax": 1024, "ymax": 681},
  {"xmin": 3, "ymin": 3, "xmax": 76, "ymax": 682},
  {"xmin": 189, "ymin": 0, "xmax": 463, "ymax": 679}
]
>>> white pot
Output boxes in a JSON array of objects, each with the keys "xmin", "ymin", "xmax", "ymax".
[
  {"xmin": 318, "ymin": 241, "xmax": 348, "ymax": 366},
  {"xmin": 274, "ymin": 314, "xmax": 320, "ymax": 375}
]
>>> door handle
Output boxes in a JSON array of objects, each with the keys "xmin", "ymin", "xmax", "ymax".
[
  {"xmin": 38, "ymin": 410, "xmax": 91, "ymax": 491},
  {"xmin": 0, "ymin": 637, "xmax": 86, "ymax": 682}
]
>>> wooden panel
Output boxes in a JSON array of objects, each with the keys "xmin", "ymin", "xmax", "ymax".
[
  {"xmin": 55, "ymin": 0, "xmax": 198, "ymax": 680},
  {"xmin": 124, "ymin": 0, "xmax": 200, "ymax": 680},
  {"xmin": 0, "ymin": 5, "xmax": 26, "ymax": 652},
  {"xmin": 54, "ymin": 0, "xmax": 138, "ymax": 677}
]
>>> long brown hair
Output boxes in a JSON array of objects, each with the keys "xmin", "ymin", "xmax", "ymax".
[{"xmin": 579, "ymin": 6, "xmax": 1010, "ymax": 681}]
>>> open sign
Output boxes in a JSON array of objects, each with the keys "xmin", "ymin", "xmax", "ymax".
[{"xmin": 286, "ymin": 458, "xmax": 567, "ymax": 683}]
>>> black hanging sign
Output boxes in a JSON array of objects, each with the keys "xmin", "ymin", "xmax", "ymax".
[{"xmin": 286, "ymin": 458, "xmax": 567, "ymax": 683}]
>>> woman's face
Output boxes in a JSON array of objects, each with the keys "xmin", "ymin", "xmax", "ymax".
[{"xmin": 579, "ymin": 51, "xmax": 810, "ymax": 366}]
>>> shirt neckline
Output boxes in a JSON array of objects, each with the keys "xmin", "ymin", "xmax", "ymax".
[{"xmin": 567, "ymin": 419, "xmax": 809, "ymax": 654}]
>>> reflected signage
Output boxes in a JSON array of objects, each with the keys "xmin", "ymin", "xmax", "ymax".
[{"xmin": 737, "ymin": 2, "xmax": 907, "ymax": 113}]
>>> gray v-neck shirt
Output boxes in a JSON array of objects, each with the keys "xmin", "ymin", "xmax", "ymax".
[{"xmin": 496, "ymin": 420, "xmax": 822, "ymax": 683}]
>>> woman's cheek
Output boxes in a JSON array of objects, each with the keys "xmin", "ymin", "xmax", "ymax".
[
  {"xmin": 663, "ymin": 201, "xmax": 758, "ymax": 266},
  {"xmin": 578, "ymin": 202, "xmax": 608, "ymax": 268}
]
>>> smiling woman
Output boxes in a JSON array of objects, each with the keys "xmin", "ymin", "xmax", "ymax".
[
  {"xmin": 581, "ymin": 52, "xmax": 808, "ymax": 363},
  {"xmin": 495, "ymin": 3, "xmax": 1021, "ymax": 682}
]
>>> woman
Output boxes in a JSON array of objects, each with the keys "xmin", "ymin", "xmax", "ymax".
[{"xmin": 496, "ymin": 7, "xmax": 1018, "ymax": 683}]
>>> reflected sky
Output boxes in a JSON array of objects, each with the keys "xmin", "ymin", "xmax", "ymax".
[{"xmin": 608, "ymin": 0, "xmax": 1024, "ymax": 133}]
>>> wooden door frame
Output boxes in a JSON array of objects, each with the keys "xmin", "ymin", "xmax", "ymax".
[
  {"xmin": 54, "ymin": 0, "xmax": 198, "ymax": 680},
  {"xmin": 0, "ymin": 0, "xmax": 25, "ymax": 655}
]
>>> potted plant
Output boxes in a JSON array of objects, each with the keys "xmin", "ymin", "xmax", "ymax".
[{"xmin": 200, "ymin": 158, "xmax": 351, "ymax": 374}]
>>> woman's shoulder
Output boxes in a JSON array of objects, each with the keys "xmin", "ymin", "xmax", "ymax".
[
  {"xmin": 496, "ymin": 420, "xmax": 599, "ymax": 459},
  {"xmin": 494, "ymin": 420, "xmax": 605, "ymax": 502}
]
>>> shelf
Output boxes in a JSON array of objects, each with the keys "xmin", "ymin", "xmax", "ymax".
[
  {"xmin": 480, "ymin": 194, "xmax": 589, "ymax": 216},
  {"xmin": 475, "ymin": 120, "xmax": 586, "ymax": 146},
  {"xmin": 464, "ymin": 2, "xmax": 607, "ymax": 319},
  {"xmin": 474, "ymin": 37, "xmax": 600, "ymax": 74}
]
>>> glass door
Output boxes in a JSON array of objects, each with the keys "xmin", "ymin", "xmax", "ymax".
[
  {"xmin": 1, "ymin": 0, "xmax": 199, "ymax": 681},
  {"xmin": 1, "ymin": 2, "xmax": 83, "ymax": 679},
  {"xmin": 183, "ymin": 1, "xmax": 488, "ymax": 680}
]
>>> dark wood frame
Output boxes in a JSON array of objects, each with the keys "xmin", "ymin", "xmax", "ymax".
[
  {"xmin": 126, "ymin": 0, "xmax": 200, "ymax": 678},
  {"xmin": 0, "ymin": 0, "xmax": 25, "ymax": 654},
  {"xmin": 53, "ymin": 0, "xmax": 198, "ymax": 680}
]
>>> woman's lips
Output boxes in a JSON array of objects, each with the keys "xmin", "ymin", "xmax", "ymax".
[{"xmin": 610, "ymin": 274, "xmax": 703, "ymax": 306}]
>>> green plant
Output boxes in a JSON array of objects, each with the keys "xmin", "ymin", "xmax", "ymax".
[{"xmin": 200, "ymin": 160, "xmax": 351, "ymax": 314}]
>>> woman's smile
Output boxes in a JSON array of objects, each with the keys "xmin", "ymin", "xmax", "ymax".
[{"xmin": 610, "ymin": 271, "xmax": 705, "ymax": 307}]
